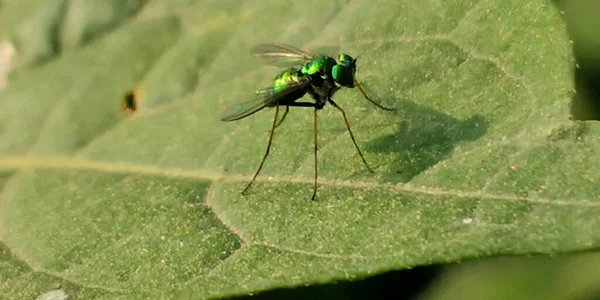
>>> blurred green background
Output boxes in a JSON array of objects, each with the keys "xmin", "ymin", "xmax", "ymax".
[{"xmin": 238, "ymin": 1, "xmax": 600, "ymax": 299}]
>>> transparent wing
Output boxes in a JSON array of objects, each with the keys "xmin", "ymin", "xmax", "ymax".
[
  {"xmin": 220, "ymin": 98, "xmax": 270, "ymax": 122},
  {"xmin": 220, "ymin": 77, "xmax": 310, "ymax": 121},
  {"xmin": 251, "ymin": 44, "xmax": 317, "ymax": 67}
]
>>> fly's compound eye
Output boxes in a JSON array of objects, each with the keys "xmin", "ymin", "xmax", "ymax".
[{"xmin": 332, "ymin": 65, "xmax": 355, "ymax": 87}]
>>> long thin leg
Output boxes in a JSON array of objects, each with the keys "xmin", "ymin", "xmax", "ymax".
[
  {"xmin": 242, "ymin": 105, "xmax": 280, "ymax": 195},
  {"xmin": 275, "ymin": 106, "xmax": 289, "ymax": 128},
  {"xmin": 264, "ymin": 101, "xmax": 321, "ymax": 199},
  {"xmin": 312, "ymin": 108, "xmax": 318, "ymax": 200},
  {"xmin": 355, "ymin": 81, "xmax": 397, "ymax": 111},
  {"xmin": 328, "ymin": 99, "xmax": 374, "ymax": 173}
]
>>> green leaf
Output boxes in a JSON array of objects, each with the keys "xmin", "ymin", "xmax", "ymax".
[{"xmin": 0, "ymin": 0, "xmax": 591, "ymax": 299}]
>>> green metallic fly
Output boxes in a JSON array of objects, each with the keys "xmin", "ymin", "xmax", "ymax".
[{"xmin": 221, "ymin": 44, "xmax": 395, "ymax": 200}]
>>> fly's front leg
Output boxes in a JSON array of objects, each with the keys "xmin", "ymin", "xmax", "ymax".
[{"xmin": 327, "ymin": 98, "xmax": 374, "ymax": 173}]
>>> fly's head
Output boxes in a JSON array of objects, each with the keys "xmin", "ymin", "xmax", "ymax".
[{"xmin": 332, "ymin": 53, "xmax": 357, "ymax": 88}]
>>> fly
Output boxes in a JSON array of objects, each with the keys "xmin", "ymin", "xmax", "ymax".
[{"xmin": 220, "ymin": 44, "xmax": 396, "ymax": 200}]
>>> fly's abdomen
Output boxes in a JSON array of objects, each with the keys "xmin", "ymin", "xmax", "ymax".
[
  {"xmin": 265, "ymin": 67, "xmax": 309, "ymax": 107},
  {"xmin": 273, "ymin": 68, "xmax": 304, "ymax": 92},
  {"xmin": 300, "ymin": 56, "xmax": 336, "ymax": 77}
]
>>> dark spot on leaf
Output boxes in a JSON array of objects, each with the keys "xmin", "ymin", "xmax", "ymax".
[{"xmin": 122, "ymin": 88, "xmax": 142, "ymax": 114}]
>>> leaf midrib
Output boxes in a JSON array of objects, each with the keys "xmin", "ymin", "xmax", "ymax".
[{"xmin": 0, "ymin": 155, "xmax": 595, "ymax": 208}]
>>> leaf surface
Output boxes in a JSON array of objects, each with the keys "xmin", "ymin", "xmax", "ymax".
[{"xmin": 0, "ymin": 1, "xmax": 591, "ymax": 299}]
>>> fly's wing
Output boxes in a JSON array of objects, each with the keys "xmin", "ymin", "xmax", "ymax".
[
  {"xmin": 220, "ymin": 77, "xmax": 310, "ymax": 121},
  {"xmin": 251, "ymin": 44, "xmax": 317, "ymax": 67},
  {"xmin": 220, "ymin": 98, "xmax": 270, "ymax": 122}
]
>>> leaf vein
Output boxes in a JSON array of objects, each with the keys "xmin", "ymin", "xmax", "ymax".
[{"xmin": 0, "ymin": 155, "xmax": 597, "ymax": 208}]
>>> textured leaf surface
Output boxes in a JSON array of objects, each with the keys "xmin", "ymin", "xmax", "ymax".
[{"xmin": 0, "ymin": 0, "xmax": 592, "ymax": 299}]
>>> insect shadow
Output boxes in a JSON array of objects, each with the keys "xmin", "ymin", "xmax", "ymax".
[{"xmin": 365, "ymin": 99, "xmax": 487, "ymax": 183}]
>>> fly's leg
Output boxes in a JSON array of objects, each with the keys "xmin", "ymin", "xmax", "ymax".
[
  {"xmin": 355, "ymin": 81, "xmax": 397, "ymax": 111},
  {"xmin": 312, "ymin": 107, "xmax": 318, "ymax": 200},
  {"xmin": 328, "ymin": 98, "xmax": 374, "ymax": 173},
  {"xmin": 242, "ymin": 105, "xmax": 280, "ymax": 195},
  {"xmin": 275, "ymin": 106, "xmax": 289, "ymax": 128},
  {"xmin": 284, "ymin": 101, "xmax": 322, "ymax": 199}
]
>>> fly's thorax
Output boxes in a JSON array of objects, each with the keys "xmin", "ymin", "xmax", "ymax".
[
  {"xmin": 273, "ymin": 67, "xmax": 303, "ymax": 92},
  {"xmin": 300, "ymin": 56, "xmax": 337, "ymax": 77},
  {"xmin": 309, "ymin": 73, "xmax": 340, "ymax": 105}
]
